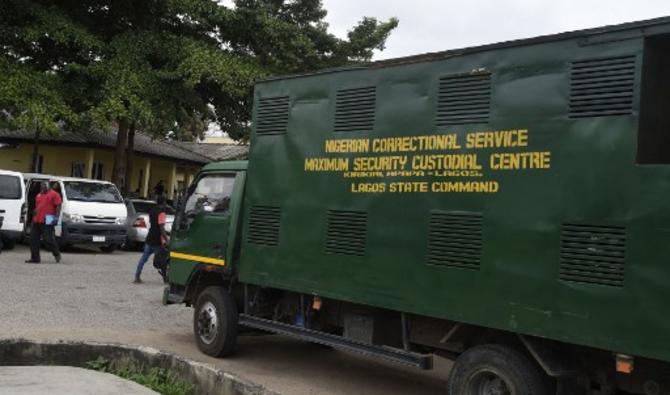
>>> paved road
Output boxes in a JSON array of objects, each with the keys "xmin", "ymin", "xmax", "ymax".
[
  {"xmin": 0, "ymin": 366, "xmax": 158, "ymax": 395},
  {"xmin": 0, "ymin": 245, "xmax": 448, "ymax": 395}
]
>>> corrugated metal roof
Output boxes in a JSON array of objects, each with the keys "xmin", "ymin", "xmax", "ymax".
[
  {"xmin": 175, "ymin": 142, "xmax": 249, "ymax": 161},
  {"xmin": 0, "ymin": 129, "xmax": 213, "ymax": 164}
]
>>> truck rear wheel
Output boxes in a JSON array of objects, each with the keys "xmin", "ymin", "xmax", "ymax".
[
  {"xmin": 193, "ymin": 286, "xmax": 239, "ymax": 357},
  {"xmin": 447, "ymin": 344, "xmax": 549, "ymax": 395}
]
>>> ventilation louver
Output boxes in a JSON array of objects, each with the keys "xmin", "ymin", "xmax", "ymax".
[
  {"xmin": 334, "ymin": 87, "xmax": 376, "ymax": 132},
  {"xmin": 325, "ymin": 210, "xmax": 367, "ymax": 256},
  {"xmin": 560, "ymin": 224, "xmax": 626, "ymax": 287},
  {"xmin": 427, "ymin": 211, "xmax": 483, "ymax": 270},
  {"xmin": 569, "ymin": 56, "xmax": 635, "ymax": 118},
  {"xmin": 256, "ymin": 96, "xmax": 290, "ymax": 136},
  {"xmin": 247, "ymin": 206, "xmax": 281, "ymax": 246},
  {"xmin": 436, "ymin": 73, "xmax": 491, "ymax": 126}
]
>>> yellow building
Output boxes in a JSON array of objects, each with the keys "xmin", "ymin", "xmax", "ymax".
[{"xmin": 0, "ymin": 129, "xmax": 246, "ymax": 199}]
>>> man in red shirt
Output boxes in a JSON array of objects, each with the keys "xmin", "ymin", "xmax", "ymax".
[{"xmin": 26, "ymin": 181, "xmax": 62, "ymax": 264}]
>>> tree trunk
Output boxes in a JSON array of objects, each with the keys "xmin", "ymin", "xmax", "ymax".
[
  {"xmin": 124, "ymin": 122, "xmax": 136, "ymax": 196},
  {"xmin": 31, "ymin": 131, "xmax": 41, "ymax": 173},
  {"xmin": 112, "ymin": 120, "xmax": 129, "ymax": 192}
]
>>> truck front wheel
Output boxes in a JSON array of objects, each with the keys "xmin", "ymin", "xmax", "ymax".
[
  {"xmin": 447, "ymin": 344, "xmax": 549, "ymax": 395},
  {"xmin": 193, "ymin": 286, "xmax": 239, "ymax": 357}
]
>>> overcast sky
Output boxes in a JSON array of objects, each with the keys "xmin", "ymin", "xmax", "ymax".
[{"xmin": 321, "ymin": 0, "xmax": 670, "ymax": 60}]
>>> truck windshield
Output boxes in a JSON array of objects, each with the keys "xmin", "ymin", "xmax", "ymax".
[
  {"xmin": 64, "ymin": 181, "xmax": 123, "ymax": 203},
  {"xmin": 0, "ymin": 175, "xmax": 21, "ymax": 199},
  {"xmin": 184, "ymin": 174, "xmax": 235, "ymax": 214}
]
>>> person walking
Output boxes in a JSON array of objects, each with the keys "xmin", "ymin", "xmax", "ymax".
[
  {"xmin": 133, "ymin": 195, "xmax": 170, "ymax": 283},
  {"xmin": 26, "ymin": 181, "xmax": 62, "ymax": 264},
  {"xmin": 153, "ymin": 180, "xmax": 165, "ymax": 200}
]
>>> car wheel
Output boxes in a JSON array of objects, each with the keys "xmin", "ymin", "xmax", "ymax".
[
  {"xmin": 447, "ymin": 344, "xmax": 550, "ymax": 395},
  {"xmin": 99, "ymin": 245, "xmax": 117, "ymax": 253},
  {"xmin": 56, "ymin": 237, "xmax": 71, "ymax": 250},
  {"xmin": 3, "ymin": 238, "xmax": 15, "ymax": 250},
  {"xmin": 193, "ymin": 286, "xmax": 239, "ymax": 357}
]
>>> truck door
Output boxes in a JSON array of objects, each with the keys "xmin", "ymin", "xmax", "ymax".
[{"xmin": 169, "ymin": 171, "xmax": 244, "ymax": 283}]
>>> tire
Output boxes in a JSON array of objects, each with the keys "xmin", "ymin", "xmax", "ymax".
[
  {"xmin": 56, "ymin": 237, "xmax": 71, "ymax": 250},
  {"xmin": 193, "ymin": 286, "xmax": 239, "ymax": 357},
  {"xmin": 3, "ymin": 238, "xmax": 15, "ymax": 250},
  {"xmin": 447, "ymin": 344, "xmax": 549, "ymax": 395},
  {"xmin": 99, "ymin": 245, "xmax": 117, "ymax": 253}
]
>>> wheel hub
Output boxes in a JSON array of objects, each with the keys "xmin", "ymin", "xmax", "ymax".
[
  {"xmin": 468, "ymin": 371, "xmax": 511, "ymax": 395},
  {"xmin": 197, "ymin": 301, "xmax": 218, "ymax": 345}
]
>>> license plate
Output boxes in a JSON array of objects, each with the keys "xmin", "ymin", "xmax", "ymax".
[{"xmin": 92, "ymin": 236, "xmax": 106, "ymax": 243}]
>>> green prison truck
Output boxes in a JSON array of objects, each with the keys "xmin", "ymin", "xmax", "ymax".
[{"xmin": 164, "ymin": 17, "xmax": 670, "ymax": 394}]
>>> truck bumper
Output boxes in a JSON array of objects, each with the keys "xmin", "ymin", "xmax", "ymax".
[{"xmin": 60, "ymin": 223, "xmax": 126, "ymax": 246}]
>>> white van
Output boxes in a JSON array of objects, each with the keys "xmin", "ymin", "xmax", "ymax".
[
  {"xmin": 23, "ymin": 174, "xmax": 128, "ymax": 253},
  {"xmin": 0, "ymin": 170, "xmax": 26, "ymax": 249}
]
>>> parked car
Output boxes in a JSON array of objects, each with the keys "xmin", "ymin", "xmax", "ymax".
[
  {"xmin": 0, "ymin": 170, "xmax": 26, "ymax": 250},
  {"xmin": 125, "ymin": 199, "xmax": 174, "ymax": 249},
  {"xmin": 23, "ymin": 174, "xmax": 127, "ymax": 253}
]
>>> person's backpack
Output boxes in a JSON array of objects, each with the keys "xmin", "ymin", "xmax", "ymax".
[{"xmin": 153, "ymin": 246, "xmax": 169, "ymax": 282}]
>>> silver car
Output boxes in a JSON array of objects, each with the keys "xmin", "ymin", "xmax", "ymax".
[{"xmin": 125, "ymin": 199, "xmax": 175, "ymax": 249}]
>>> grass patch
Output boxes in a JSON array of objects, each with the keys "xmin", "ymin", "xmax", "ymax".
[{"xmin": 86, "ymin": 356, "xmax": 195, "ymax": 395}]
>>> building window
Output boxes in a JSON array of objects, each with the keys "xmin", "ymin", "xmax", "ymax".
[
  {"xmin": 71, "ymin": 161, "xmax": 85, "ymax": 178},
  {"xmin": 92, "ymin": 161, "xmax": 104, "ymax": 180}
]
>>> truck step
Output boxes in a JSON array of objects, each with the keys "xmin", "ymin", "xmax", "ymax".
[{"xmin": 238, "ymin": 314, "xmax": 433, "ymax": 370}]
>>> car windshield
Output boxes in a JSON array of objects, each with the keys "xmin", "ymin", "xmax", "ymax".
[
  {"xmin": 131, "ymin": 201, "xmax": 176, "ymax": 215},
  {"xmin": 0, "ymin": 175, "xmax": 21, "ymax": 199},
  {"xmin": 64, "ymin": 181, "xmax": 123, "ymax": 203},
  {"xmin": 132, "ymin": 201, "xmax": 156, "ymax": 213}
]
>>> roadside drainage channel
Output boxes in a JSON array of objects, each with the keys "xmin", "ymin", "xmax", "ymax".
[{"xmin": 0, "ymin": 338, "xmax": 278, "ymax": 395}]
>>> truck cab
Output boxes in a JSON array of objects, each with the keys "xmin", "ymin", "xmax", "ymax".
[{"xmin": 166, "ymin": 161, "xmax": 247, "ymax": 303}]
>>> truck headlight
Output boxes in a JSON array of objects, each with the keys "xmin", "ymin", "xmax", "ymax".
[
  {"xmin": 115, "ymin": 217, "xmax": 127, "ymax": 226},
  {"xmin": 63, "ymin": 213, "xmax": 84, "ymax": 224}
]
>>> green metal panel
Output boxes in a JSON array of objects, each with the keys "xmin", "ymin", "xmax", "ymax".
[{"xmin": 237, "ymin": 21, "xmax": 670, "ymax": 363}]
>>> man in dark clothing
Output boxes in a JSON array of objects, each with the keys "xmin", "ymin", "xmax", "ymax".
[
  {"xmin": 153, "ymin": 180, "xmax": 165, "ymax": 198},
  {"xmin": 133, "ymin": 195, "xmax": 170, "ymax": 283},
  {"xmin": 26, "ymin": 181, "xmax": 62, "ymax": 264}
]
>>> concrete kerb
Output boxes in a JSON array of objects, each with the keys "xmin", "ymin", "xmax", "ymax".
[{"xmin": 0, "ymin": 338, "xmax": 279, "ymax": 395}]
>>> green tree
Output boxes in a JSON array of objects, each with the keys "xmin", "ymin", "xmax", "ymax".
[{"xmin": 0, "ymin": 0, "xmax": 397, "ymax": 191}]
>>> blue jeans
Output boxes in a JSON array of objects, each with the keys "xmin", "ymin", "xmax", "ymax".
[{"xmin": 135, "ymin": 244, "xmax": 163, "ymax": 278}]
